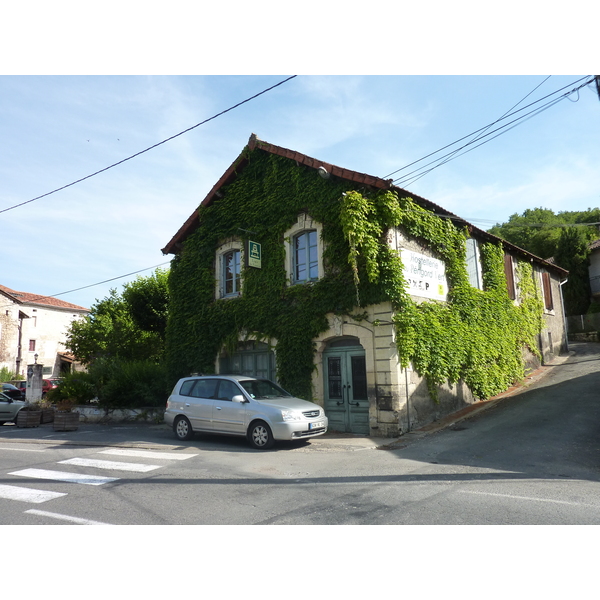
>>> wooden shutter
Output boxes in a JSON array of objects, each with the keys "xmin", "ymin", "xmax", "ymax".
[
  {"xmin": 504, "ymin": 254, "xmax": 516, "ymax": 300},
  {"xmin": 542, "ymin": 271, "xmax": 554, "ymax": 310}
]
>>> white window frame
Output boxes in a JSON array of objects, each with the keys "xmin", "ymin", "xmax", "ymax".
[
  {"xmin": 215, "ymin": 240, "xmax": 244, "ymax": 299},
  {"xmin": 465, "ymin": 237, "xmax": 484, "ymax": 290},
  {"xmin": 284, "ymin": 214, "xmax": 324, "ymax": 286}
]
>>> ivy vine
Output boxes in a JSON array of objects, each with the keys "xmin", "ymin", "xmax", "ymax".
[
  {"xmin": 339, "ymin": 189, "xmax": 545, "ymax": 400},
  {"xmin": 165, "ymin": 147, "xmax": 546, "ymax": 404}
]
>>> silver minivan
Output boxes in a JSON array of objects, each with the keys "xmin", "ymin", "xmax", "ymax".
[
  {"xmin": 164, "ymin": 375, "xmax": 328, "ymax": 449},
  {"xmin": 0, "ymin": 392, "xmax": 26, "ymax": 425}
]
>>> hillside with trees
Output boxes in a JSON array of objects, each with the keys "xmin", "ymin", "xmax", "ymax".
[{"xmin": 488, "ymin": 208, "xmax": 600, "ymax": 316}]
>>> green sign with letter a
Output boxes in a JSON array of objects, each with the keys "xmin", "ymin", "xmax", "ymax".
[{"xmin": 248, "ymin": 240, "xmax": 262, "ymax": 268}]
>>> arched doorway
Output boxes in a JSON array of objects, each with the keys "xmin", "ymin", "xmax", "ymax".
[{"xmin": 323, "ymin": 336, "xmax": 369, "ymax": 434}]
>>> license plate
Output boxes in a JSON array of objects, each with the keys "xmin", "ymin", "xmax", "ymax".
[{"xmin": 309, "ymin": 421, "xmax": 324, "ymax": 430}]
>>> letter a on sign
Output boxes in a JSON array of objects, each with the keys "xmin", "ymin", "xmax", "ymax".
[{"xmin": 248, "ymin": 241, "xmax": 262, "ymax": 268}]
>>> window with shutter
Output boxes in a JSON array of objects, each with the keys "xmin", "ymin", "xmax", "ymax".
[
  {"xmin": 542, "ymin": 271, "xmax": 554, "ymax": 311},
  {"xmin": 504, "ymin": 254, "xmax": 516, "ymax": 300}
]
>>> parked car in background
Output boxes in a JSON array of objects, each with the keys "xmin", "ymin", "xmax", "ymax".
[
  {"xmin": 42, "ymin": 378, "xmax": 63, "ymax": 396},
  {"xmin": 0, "ymin": 391, "xmax": 26, "ymax": 424},
  {"xmin": 164, "ymin": 374, "xmax": 328, "ymax": 449},
  {"xmin": 1, "ymin": 382, "xmax": 25, "ymax": 401},
  {"xmin": 7, "ymin": 380, "xmax": 27, "ymax": 395}
]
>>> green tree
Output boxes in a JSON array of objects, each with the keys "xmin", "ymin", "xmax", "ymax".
[
  {"xmin": 489, "ymin": 207, "xmax": 600, "ymax": 316},
  {"xmin": 554, "ymin": 227, "xmax": 592, "ymax": 315},
  {"xmin": 489, "ymin": 207, "xmax": 562, "ymax": 259},
  {"xmin": 63, "ymin": 270, "xmax": 170, "ymax": 409},
  {"xmin": 66, "ymin": 288, "xmax": 163, "ymax": 365},
  {"xmin": 122, "ymin": 268, "xmax": 169, "ymax": 341}
]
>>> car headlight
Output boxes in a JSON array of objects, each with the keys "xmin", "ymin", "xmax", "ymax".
[{"xmin": 281, "ymin": 410, "xmax": 302, "ymax": 422}]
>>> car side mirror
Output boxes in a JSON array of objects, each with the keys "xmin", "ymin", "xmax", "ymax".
[{"xmin": 232, "ymin": 395, "xmax": 246, "ymax": 403}]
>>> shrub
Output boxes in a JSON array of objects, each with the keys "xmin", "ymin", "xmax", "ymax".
[
  {"xmin": 91, "ymin": 359, "xmax": 169, "ymax": 409},
  {"xmin": 0, "ymin": 367, "xmax": 21, "ymax": 382},
  {"xmin": 46, "ymin": 371, "xmax": 97, "ymax": 404}
]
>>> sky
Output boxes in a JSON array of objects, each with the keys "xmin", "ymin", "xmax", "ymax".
[
  {"xmin": 2, "ymin": 6, "xmax": 597, "ymax": 584},
  {"xmin": 1, "ymin": 73, "xmax": 598, "ymax": 310}
]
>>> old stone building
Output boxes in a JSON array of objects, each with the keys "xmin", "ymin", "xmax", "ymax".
[
  {"xmin": 162, "ymin": 134, "xmax": 568, "ymax": 436},
  {"xmin": 0, "ymin": 284, "xmax": 88, "ymax": 378}
]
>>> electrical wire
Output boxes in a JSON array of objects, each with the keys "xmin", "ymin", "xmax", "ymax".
[
  {"xmin": 383, "ymin": 76, "xmax": 594, "ymax": 186},
  {"xmin": 0, "ymin": 75, "xmax": 297, "ymax": 215},
  {"xmin": 0, "ymin": 262, "xmax": 170, "ymax": 310},
  {"xmin": 395, "ymin": 92, "xmax": 569, "ymax": 188},
  {"xmin": 395, "ymin": 76, "xmax": 552, "ymax": 186},
  {"xmin": 394, "ymin": 77, "xmax": 594, "ymax": 187}
]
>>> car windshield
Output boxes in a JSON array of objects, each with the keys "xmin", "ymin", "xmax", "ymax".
[{"xmin": 239, "ymin": 379, "xmax": 292, "ymax": 399}]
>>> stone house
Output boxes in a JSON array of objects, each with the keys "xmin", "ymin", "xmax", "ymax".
[
  {"xmin": 162, "ymin": 134, "xmax": 568, "ymax": 436},
  {"xmin": 0, "ymin": 284, "xmax": 88, "ymax": 379}
]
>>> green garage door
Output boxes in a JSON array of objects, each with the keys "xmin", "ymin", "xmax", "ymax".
[{"xmin": 219, "ymin": 341, "xmax": 276, "ymax": 382}]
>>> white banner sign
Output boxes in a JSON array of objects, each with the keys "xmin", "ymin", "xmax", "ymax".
[{"xmin": 401, "ymin": 249, "xmax": 448, "ymax": 301}]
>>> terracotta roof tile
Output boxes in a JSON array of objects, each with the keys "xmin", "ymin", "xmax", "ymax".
[{"xmin": 0, "ymin": 284, "xmax": 88, "ymax": 312}]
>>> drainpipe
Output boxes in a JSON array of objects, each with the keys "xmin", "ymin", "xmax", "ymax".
[{"xmin": 559, "ymin": 278, "xmax": 569, "ymax": 353}]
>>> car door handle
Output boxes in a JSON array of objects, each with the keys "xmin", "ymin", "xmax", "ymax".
[{"xmin": 216, "ymin": 406, "xmax": 222, "ymax": 410}]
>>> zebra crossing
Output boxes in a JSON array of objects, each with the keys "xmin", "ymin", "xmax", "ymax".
[{"xmin": 1, "ymin": 446, "xmax": 198, "ymax": 522}]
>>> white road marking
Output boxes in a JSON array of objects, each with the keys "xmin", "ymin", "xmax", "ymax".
[
  {"xmin": 9, "ymin": 468, "xmax": 118, "ymax": 486},
  {"xmin": 460, "ymin": 489, "xmax": 600, "ymax": 508},
  {"xmin": 99, "ymin": 448, "xmax": 198, "ymax": 460},
  {"xmin": 0, "ymin": 446, "xmax": 46, "ymax": 452},
  {"xmin": 25, "ymin": 509, "xmax": 113, "ymax": 525},
  {"xmin": 0, "ymin": 484, "xmax": 67, "ymax": 503},
  {"xmin": 59, "ymin": 457, "xmax": 160, "ymax": 472}
]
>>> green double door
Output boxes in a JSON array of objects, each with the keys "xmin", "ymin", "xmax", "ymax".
[{"xmin": 323, "ymin": 346, "xmax": 369, "ymax": 434}]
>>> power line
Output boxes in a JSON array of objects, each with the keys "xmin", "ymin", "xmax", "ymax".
[
  {"xmin": 0, "ymin": 262, "xmax": 171, "ymax": 311},
  {"xmin": 393, "ymin": 76, "xmax": 594, "ymax": 187},
  {"xmin": 395, "ymin": 93, "xmax": 568, "ymax": 188},
  {"xmin": 383, "ymin": 76, "xmax": 594, "ymax": 186},
  {"xmin": 0, "ymin": 75, "xmax": 298, "ymax": 216},
  {"xmin": 395, "ymin": 76, "xmax": 552, "ymax": 187}
]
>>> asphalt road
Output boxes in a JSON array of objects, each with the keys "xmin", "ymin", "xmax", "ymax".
[{"xmin": 1, "ymin": 341, "xmax": 600, "ymax": 525}]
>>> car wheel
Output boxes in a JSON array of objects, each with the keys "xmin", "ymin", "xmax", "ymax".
[
  {"xmin": 248, "ymin": 421, "xmax": 274, "ymax": 450},
  {"xmin": 173, "ymin": 416, "xmax": 194, "ymax": 441}
]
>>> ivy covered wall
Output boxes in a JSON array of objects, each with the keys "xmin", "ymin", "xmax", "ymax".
[{"xmin": 165, "ymin": 146, "xmax": 548, "ymax": 406}]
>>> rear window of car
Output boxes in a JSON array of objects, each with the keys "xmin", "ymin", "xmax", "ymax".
[
  {"xmin": 179, "ymin": 379, "xmax": 218, "ymax": 399},
  {"xmin": 179, "ymin": 380, "xmax": 196, "ymax": 396}
]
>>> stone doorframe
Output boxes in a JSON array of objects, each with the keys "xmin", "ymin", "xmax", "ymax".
[{"xmin": 312, "ymin": 314, "xmax": 378, "ymax": 433}]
